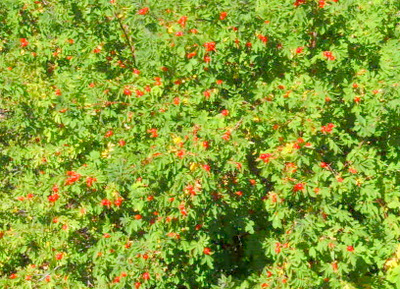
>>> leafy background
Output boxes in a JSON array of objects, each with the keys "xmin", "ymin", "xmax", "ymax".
[{"xmin": 0, "ymin": 0, "xmax": 400, "ymax": 288}]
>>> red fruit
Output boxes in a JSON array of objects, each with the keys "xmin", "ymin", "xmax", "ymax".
[
  {"xmin": 331, "ymin": 261, "xmax": 338, "ymax": 272},
  {"xmin": 9, "ymin": 273, "xmax": 17, "ymax": 279},
  {"xmin": 269, "ymin": 192, "xmax": 278, "ymax": 203},
  {"xmin": 187, "ymin": 52, "xmax": 196, "ymax": 59},
  {"xmin": 136, "ymin": 89, "xmax": 144, "ymax": 97},
  {"xmin": 204, "ymin": 42, "xmax": 216, "ymax": 52},
  {"xmin": 202, "ymin": 164, "xmax": 211, "ymax": 172},
  {"xmin": 204, "ymin": 55, "xmax": 211, "ymax": 63},
  {"xmin": 293, "ymin": 183, "xmax": 305, "ymax": 192},
  {"xmin": 154, "ymin": 77, "xmax": 162, "ymax": 86},
  {"xmin": 133, "ymin": 69, "xmax": 140, "ymax": 75},
  {"xmin": 138, "ymin": 7, "xmax": 149, "ymax": 15},
  {"xmin": 219, "ymin": 11, "xmax": 228, "ymax": 20},
  {"xmin": 175, "ymin": 31, "xmax": 184, "ymax": 37},
  {"xmin": 101, "ymin": 199, "xmax": 112, "ymax": 207},
  {"xmin": 348, "ymin": 167, "xmax": 357, "ymax": 174},
  {"xmin": 113, "ymin": 276, "xmax": 121, "ymax": 283},
  {"xmin": 296, "ymin": 47, "xmax": 304, "ymax": 54},
  {"xmin": 347, "ymin": 245, "xmax": 354, "ymax": 252},
  {"xmin": 320, "ymin": 162, "xmax": 328, "ymax": 168},
  {"xmin": 216, "ymin": 79, "xmax": 223, "ymax": 85},
  {"xmin": 25, "ymin": 275, "xmax": 32, "ymax": 281},
  {"xmin": 48, "ymin": 193, "xmax": 60, "ymax": 203},
  {"xmin": 260, "ymin": 153, "xmax": 272, "ymax": 163},
  {"xmin": 114, "ymin": 197, "xmax": 123, "ymax": 207},
  {"xmin": 103, "ymin": 233, "xmax": 111, "ymax": 238},
  {"xmin": 135, "ymin": 282, "xmax": 142, "ymax": 289},
  {"xmin": 65, "ymin": 171, "xmax": 81, "ymax": 185},
  {"xmin": 249, "ymin": 179, "xmax": 256, "ymax": 185},
  {"xmin": 257, "ymin": 34, "xmax": 268, "ymax": 43},
  {"xmin": 320, "ymin": 123, "xmax": 335, "ymax": 134},
  {"xmin": 177, "ymin": 16, "xmax": 188, "ymax": 27},
  {"xmin": 124, "ymin": 88, "xmax": 132, "ymax": 96},
  {"xmin": 104, "ymin": 130, "xmax": 113, "ymax": 138},
  {"xmin": 55, "ymin": 89, "xmax": 62, "ymax": 96},
  {"xmin": 235, "ymin": 191, "xmax": 243, "ymax": 196},
  {"xmin": 221, "ymin": 109, "xmax": 229, "ymax": 116},
  {"xmin": 202, "ymin": 141, "xmax": 209, "ymax": 149},
  {"xmin": 142, "ymin": 254, "xmax": 149, "ymax": 260},
  {"xmin": 180, "ymin": 208, "xmax": 188, "ymax": 216},
  {"xmin": 203, "ymin": 247, "xmax": 212, "ymax": 255},
  {"xmin": 148, "ymin": 128, "xmax": 158, "ymax": 138},
  {"xmin": 166, "ymin": 232, "xmax": 178, "ymax": 238},
  {"xmin": 45, "ymin": 275, "xmax": 51, "ymax": 282},
  {"xmin": 185, "ymin": 184, "xmax": 196, "ymax": 196},
  {"xmin": 294, "ymin": 0, "xmax": 306, "ymax": 7},
  {"xmin": 173, "ymin": 97, "xmax": 180, "ymax": 105},
  {"xmin": 203, "ymin": 90, "xmax": 211, "ymax": 98},
  {"xmin": 323, "ymin": 51, "xmax": 335, "ymax": 60},
  {"xmin": 86, "ymin": 177, "xmax": 97, "ymax": 188},
  {"xmin": 55, "ymin": 252, "xmax": 64, "ymax": 260},
  {"xmin": 134, "ymin": 214, "xmax": 142, "ymax": 220},
  {"xmin": 222, "ymin": 131, "xmax": 231, "ymax": 140},
  {"xmin": 142, "ymin": 272, "xmax": 150, "ymax": 280},
  {"xmin": 20, "ymin": 38, "xmax": 29, "ymax": 47},
  {"xmin": 275, "ymin": 242, "xmax": 281, "ymax": 254},
  {"xmin": 119, "ymin": 139, "xmax": 126, "ymax": 146},
  {"xmin": 121, "ymin": 272, "xmax": 127, "ymax": 277}
]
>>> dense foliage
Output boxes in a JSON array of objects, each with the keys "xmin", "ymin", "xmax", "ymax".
[{"xmin": 1, "ymin": 0, "xmax": 400, "ymax": 288}]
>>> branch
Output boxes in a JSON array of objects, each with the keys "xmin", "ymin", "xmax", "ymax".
[
  {"xmin": 114, "ymin": 13, "xmax": 137, "ymax": 67},
  {"xmin": 232, "ymin": 117, "xmax": 244, "ymax": 132}
]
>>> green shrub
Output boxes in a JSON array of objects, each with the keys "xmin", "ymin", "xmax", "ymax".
[{"xmin": 1, "ymin": 0, "xmax": 400, "ymax": 288}]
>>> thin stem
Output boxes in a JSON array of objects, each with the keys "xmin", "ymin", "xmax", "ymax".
[{"xmin": 114, "ymin": 13, "xmax": 137, "ymax": 67}]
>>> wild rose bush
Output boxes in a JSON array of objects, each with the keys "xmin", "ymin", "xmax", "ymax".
[{"xmin": 1, "ymin": 0, "xmax": 400, "ymax": 288}]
